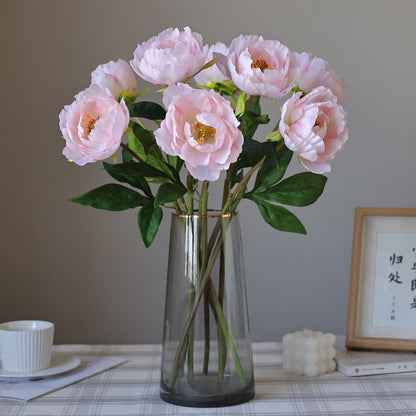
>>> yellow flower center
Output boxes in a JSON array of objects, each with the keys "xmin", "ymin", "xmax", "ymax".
[
  {"xmin": 81, "ymin": 112, "xmax": 99, "ymax": 137},
  {"xmin": 315, "ymin": 118, "xmax": 324, "ymax": 128},
  {"xmin": 251, "ymin": 54, "xmax": 274, "ymax": 72},
  {"xmin": 193, "ymin": 121, "xmax": 216, "ymax": 144}
]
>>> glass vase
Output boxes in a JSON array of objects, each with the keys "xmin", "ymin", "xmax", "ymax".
[{"xmin": 160, "ymin": 211, "xmax": 255, "ymax": 407}]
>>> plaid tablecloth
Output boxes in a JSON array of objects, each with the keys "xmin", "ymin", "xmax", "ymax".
[{"xmin": 1, "ymin": 342, "xmax": 416, "ymax": 415}]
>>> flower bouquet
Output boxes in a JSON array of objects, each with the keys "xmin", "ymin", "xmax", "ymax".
[{"xmin": 59, "ymin": 27, "xmax": 348, "ymax": 407}]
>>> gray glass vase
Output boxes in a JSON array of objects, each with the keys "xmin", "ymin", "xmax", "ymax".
[{"xmin": 160, "ymin": 211, "xmax": 255, "ymax": 407}]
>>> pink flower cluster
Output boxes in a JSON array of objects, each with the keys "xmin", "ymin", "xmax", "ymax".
[
  {"xmin": 130, "ymin": 27, "xmax": 208, "ymax": 85},
  {"xmin": 215, "ymin": 35, "xmax": 297, "ymax": 100},
  {"xmin": 59, "ymin": 26, "xmax": 348, "ymax": 177},
  {"xmin": 91, "ymin": 59, "xmax": 137, "ymax": 101},
  {"xmin": 279, "ymin": 87, "xmax": 348, "ymax": 174},
  {"xmin": 59, "ymin": 60, "xmax": 136, "ymax": 166},
  {"xmin": 155, "ymin": 83, "xmax": 243, "ymax": 181},
  {"xmin": 59, "ymin": 85, "xmax": 129, "ymax": 166},
  {"xmin": 292, "ymin": 52, "xmax": 346, "ymax": 103}
]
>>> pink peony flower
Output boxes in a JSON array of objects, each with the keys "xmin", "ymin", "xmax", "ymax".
[
  {"xmin": 292, "ymin": 52, "xmax": 346, "ymax": 102},
  {"xmin": 130, "ymin": 27, "xmax": 208, "ymax": 85},
  {"xmin": 219, "ymin": 35, "xmax": 297, "ymax": 99},
  {"xmin": 279, "ymin": 86, "xmax": 348, "ymax": 174},
  {"xmin": 154, "ymin": 83, "xmax": 243, "ymax": 181},
  {"xmin": 91, "ymin": 59, "xmax": 137, "ymax": 101},
  {"xmin": 193, "ymin": 42, "xmax": 229, "ymax": 85},
  {"xmin": 59, "ymin": 84, "xmax": 130, "ymax": 166}
]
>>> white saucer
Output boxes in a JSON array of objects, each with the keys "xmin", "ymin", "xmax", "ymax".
[{"xmin": 0, "ymin": 352, "xmax": 81, "ymax": 379}]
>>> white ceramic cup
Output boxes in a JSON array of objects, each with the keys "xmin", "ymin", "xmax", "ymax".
[{"xmin": 0, "ymin": 320, "xmax": 54, "ymax": 372}]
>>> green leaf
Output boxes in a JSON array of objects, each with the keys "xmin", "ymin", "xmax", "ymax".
[
  {"xmin": 233, "ymin": 138, "xmax": 267, "ymax": 171},
  {"xmin": 128, "ymin": 123, "xmax": 175, "ymax": 177},
  {"xmin": 137, "ymin": 203, "xmax": 163, "ymax": 247},
  {"xmin": 230, "ymin": 168, "xmax": 244, "ymax": 188},
  {"xmin": 266, "ymin": 130, "xmax": 283, "ymax": 142},
  {"xmin": 70, "ymin": 184, "xmax": 148, "ymax": 211},
  {"xmin": 249, "ymin": 95, "xmax": 261, "ymax": 115},
  {"xmin": 122, "ymin": 147, "xmax": 133, "ymax": 163},
  {"xmin": 128, "ymin": 101, "xmax": 166, "ymax": 120},
  {"xmin": 235, "ymin": 92, "xmax": 247, "ymax": 116},
  {"xmin": 254, "ymin": 199, "xmax": 307, "ymax": 234},
  {"xmin": 206, "ymin": 80, "xmax": 239, "ymax": 96},
  {"xmin": 166, "ymin": 155, "xmax": 184, "ymax": 172},
  {"xmin": 128, "ymin": 123, "xmax": 163, "ymax": 161},
  {"xmin": 135, "ymin": 162, "xmax": 172, "ymax": 182},
  {"xmin": 240, "ymin": 111, "xmax": 269, "ymax": 140},
  {"xmin": 252, "ymin": 146, "xmax": 293, "ymax": 193},
  {"xmin": 230, "ymin": 138, "xmax": 267, "ymax": 187},
  {"xmin": 260, "ymin": 172, "xmax": 327, "ymax": 207},
  {"xmin": 103, "ymin": 162, "xmax": 152, "ymax": 197},
  {"xmin": 154, "ymin": 182, "xmax": 187, "ymax": 207}
]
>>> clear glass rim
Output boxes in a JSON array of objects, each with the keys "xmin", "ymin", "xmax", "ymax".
[{"xmin": 173, "ymin": 209, "xmax": 239, "ymax": 219}]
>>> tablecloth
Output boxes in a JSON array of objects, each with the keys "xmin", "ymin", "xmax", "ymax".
[{"xmin": 1, "ymin": 342, "xmax": 416, "ymax": 415}]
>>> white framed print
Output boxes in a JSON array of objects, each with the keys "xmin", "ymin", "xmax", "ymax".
[{"xmin": 346, "ymin": 207, "xmax": 416, "ymax": 351}]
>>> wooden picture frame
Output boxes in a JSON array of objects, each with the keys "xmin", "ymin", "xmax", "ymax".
[{"xmin": 346, "ymin": 207, "xmax": 416, "ymax": 351}]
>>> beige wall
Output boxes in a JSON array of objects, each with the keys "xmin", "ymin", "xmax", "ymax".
[{"xmin": 1, "ymin": 0, "xmax": 415, "ymax": 344}]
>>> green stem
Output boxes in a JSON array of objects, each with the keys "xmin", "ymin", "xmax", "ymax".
[
  {"xmin": 168, "ymin": 231, "xmax": 223, "ymax": 388},
  {"xmin": 121, "ymin": 143, "xmax": 189, "ymax": 216},
  {"xmin": 217, "ymin": 245, "xmax": 227, "ymax": 379},
  {"xmin": 222, "ymin": 167, "xmax": 232, "ymax": 209},
  {"xmin": 199, "ymin": 181, "xmax": 210, "ymax": 374},
  {"xmin": 246, "ymin": 95, "xmax": 254, "ymax": 111},
  {"xmin": 187, "ymin": 278, "xmax": 195, "ymax": 384},
  {"xmin": 186, "ymin": 175, "xmax": 195, "ymax": 383},
  {"xmin": 204, "ymin": 157, "xmax": 266, "ymax": 279},
  {"xmin": 212, "ymin": 144, "xmax": 283, "ymax": 378},
  {"xmin": 218, "ymin": 173, "xmax": 230, "ymax": 378},
  {"xmin": 168, "ymin": 217, "xmax": 250, "ymax": 389},
  {"xmin": 181, "ymin": 57, "xmax": 218, "ymax": 84},
  {"xmin": 187, "ymin": 175, "xmax": 194, "ymax": 215},
  {"xmin": 237, "ymin": 95, "xmax": 254, "ymax": 133},
  {"xmin": 174, "ymin": 338, "xmax": 188, "ymax": 388},
  {"xmin": 208, "ymin": 280, "xmax": 247, "ymax": 387},
  {"xmin": 199, "ymin": 181, "xmax": 209, "ymax": 215},
  {"xmin": 168, "ymin": 150, "xmax": 270, "ymax": 388},
  {"xmin": 228, "ymin": 158, "xmax": 264, "ymax": 207},
  {"xmin": 203, "ymin": 288, "xmax": 210, "ymax": 375},
  {"xmin": 177, "ymin": 197, "xmax": 187, "ymax": 214},
  {"xmin": 120, "ymin": 142, "xmax": 145, "ymax": 163},
  {"xmin": 173, "ymin": 201, "xmax": 182, "ymax": 215}
]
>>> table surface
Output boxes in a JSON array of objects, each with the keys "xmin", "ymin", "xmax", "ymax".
[{"xmin": 1, "ymin": 342, "xmax": 416, "ymax": 416}]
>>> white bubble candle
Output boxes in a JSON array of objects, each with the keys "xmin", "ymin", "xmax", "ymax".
[{"xmin": 282, "ymin": 329, "xmax": 336, "ymax": 376}]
